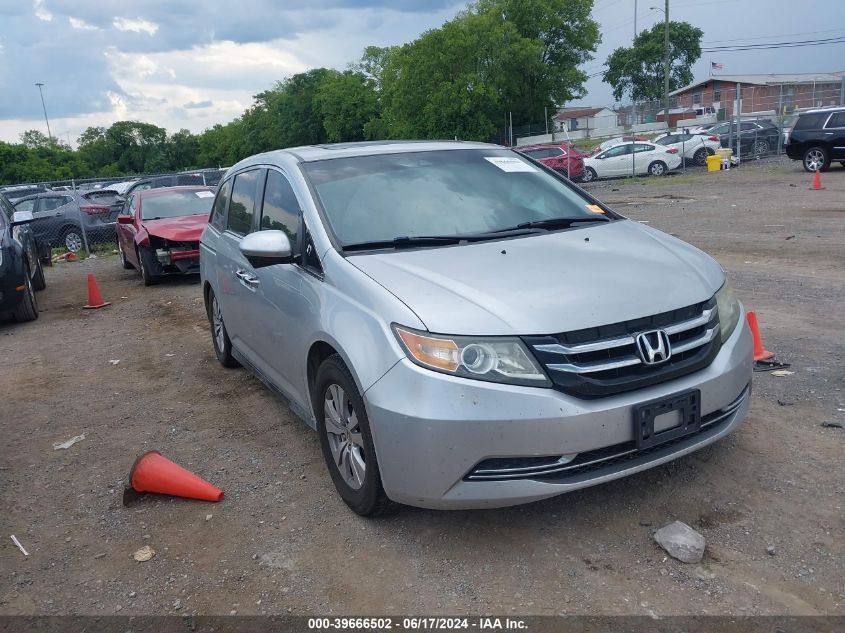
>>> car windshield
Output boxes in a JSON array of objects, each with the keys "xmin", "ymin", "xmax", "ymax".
[
  {"xmin": 140, "ymin": 190, "xmax": 214, "ymax": 220},
  {"xmin": 301, "ymin": 149, "xmax": 610, "ymax": 247}
]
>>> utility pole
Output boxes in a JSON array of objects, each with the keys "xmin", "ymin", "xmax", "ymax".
[
  {"xmin": 663, "ymin": 0, "xmax": 670, "ymax": 120},
  {"xmin": 35, "ymin": 82, "xmax": 53, "ymax": 144},
  {"xmin": 634, "ymin": 0, "xmax": 637, "ymax": 40}
]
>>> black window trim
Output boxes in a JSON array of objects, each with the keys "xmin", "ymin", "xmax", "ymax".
[
  {"xmin": 209, "ymin": 177, "xmax": 232, "ymax": 232},
  {"xmin": 224, "ymin": 167, "xmax": 264, "ymax": 238},
  {"xmin": 823, "ymin": 111, "xmax": 845, "ymax": 129}
]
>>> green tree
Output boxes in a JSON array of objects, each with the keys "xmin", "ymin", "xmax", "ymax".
[
  {"xmin": 314, "ymin": 71, "xmax": 379, "ymax": 142},
  {"xmin": 602, "ymin": 21, "xmax": 703, "ymax": 102},
  {"xmin": 167, "ymin": 128, "xmax": 200, "ymax": 169}
]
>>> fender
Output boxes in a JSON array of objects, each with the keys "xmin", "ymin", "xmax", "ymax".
[{"xmin": 135, "ymin": 226, "xmax": 150, "ymax": 248}]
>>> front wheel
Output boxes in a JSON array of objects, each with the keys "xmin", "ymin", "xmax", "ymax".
[
  {"xmin": 314, "ymin": 355, "xmax": 393, "ymax": 517},
  {"xmin": 753, "ymin": 139, "xmax": 770, "ymax": 156},
  {"xmin": 137, "ymin": 248, "xmax": 159, "ymax": 286},
  {"xmin": 648, "ymin": 161, "xmax": 667, "ymax": 176},
  {"xmin": 803, "ymin": 147, "xmax": 829, "ymax": 172},
  {"xmin": 581, "ymin": 167, "xmax": 597, "ymax": 183},
  {"xmin": 207, "ymin": 290, "xmax": 239, "ymax": 368},
  {"xmin": 12, "ymin": 266, "xmax": 38, "ymax": 322}
]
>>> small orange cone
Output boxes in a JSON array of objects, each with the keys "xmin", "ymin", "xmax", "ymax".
[
  {"xmin": 82, "ymin": 272, "xmax": 110, "ymax": 309},
  {"xmin": 127, "ymin": 451, "xmax": 224, "ymax": 502},
  {"xmin": 746, "ymin": 311, "xmax": 774, "ymax": 362},
  {"xmin": 811, "ymin": 170, "xmax": 824, "ymax": 190}
]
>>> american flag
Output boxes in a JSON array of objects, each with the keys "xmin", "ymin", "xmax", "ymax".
[{"xmin": 711, "ymin": 61, "xmax": 724, "ymax": 70}]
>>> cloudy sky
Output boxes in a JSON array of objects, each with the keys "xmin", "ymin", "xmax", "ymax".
[{"xmin": 1, "ymin": 0, "xmax": 843, "ymax": 145}]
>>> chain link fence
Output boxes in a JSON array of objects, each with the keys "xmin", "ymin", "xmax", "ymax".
[
  {"xmin": 505, "ymin": 80, "xmax": 844, "ymax": 175},
  {"xmin": 1, "ymin": 168, "xmax": 225, "ymax": 263}
]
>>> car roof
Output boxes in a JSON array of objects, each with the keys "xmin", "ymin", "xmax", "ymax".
[
  {"xmin": 227, "ymin": 140, "xmax": 501, "ymax": 173},
  {"xmin": 801, "ymin": 106, "xmax": 845, "ymax": 115},
  {"xmin": 137, "ymin": 185, "xmax": 213, "ymax": 199}
]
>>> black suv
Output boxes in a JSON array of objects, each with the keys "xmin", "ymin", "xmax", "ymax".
[
  {"xmin": 0, "ymin": 193, "xmax": 46, "ymax": 322},
  {"xmin": 786, "ymin": 107, "xmax": 845, "ymax": 172}
]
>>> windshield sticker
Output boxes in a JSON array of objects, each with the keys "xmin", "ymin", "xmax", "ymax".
[
  {"xmin": 586, "ymin": 204, "xmax": 606, "ymax": 214},
  {"xmin": 484, "ymin": 156, "xmax": 538, "ymax": 173},
  {"xmin": 195, "ymin": 191, "xmax": 214, "ymax": 198}
]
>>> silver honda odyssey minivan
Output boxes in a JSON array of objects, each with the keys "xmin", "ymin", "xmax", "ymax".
[{"xmin": 199, "ymin": 141, "xmax": 752, "ymax": 515}]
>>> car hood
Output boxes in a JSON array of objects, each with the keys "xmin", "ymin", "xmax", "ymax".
[
  {"xmin": 141, "ymin": 215, "xmax": 207, "ymax": 242},
  {"xmin": 347, "ymin": 220, "xmax": 725, "ymax": 336}
]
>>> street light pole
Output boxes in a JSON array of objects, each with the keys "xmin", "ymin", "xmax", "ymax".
[
  {"xmin": 663, "ymin": 0, "xmax": 670, "ymax": 120},
  {"xmin": 34, "ymin": 82, "xmax": 53, "ymax": 144}
]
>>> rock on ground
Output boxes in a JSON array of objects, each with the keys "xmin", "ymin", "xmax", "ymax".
[{"xmin": 654, "ymin": 521, "xmax": 706, "ymax": 564}]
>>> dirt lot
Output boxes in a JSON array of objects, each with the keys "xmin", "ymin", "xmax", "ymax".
[{"xmin": 1, "ymin": 158, "xmax": 843, "ymax": 617}]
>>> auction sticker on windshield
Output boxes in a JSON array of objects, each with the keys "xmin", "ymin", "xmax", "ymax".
[
  {"xmin": 483, "ymin": 156, "xmax": 537, "ymax": 172},
  {"xmin": 195, "ymin": 191, "xmax": 215, "ymax": 198}
]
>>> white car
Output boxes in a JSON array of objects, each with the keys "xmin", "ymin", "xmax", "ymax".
[
  {"xmin": 581, "ymin": 142, "xmax": 682, "ymax": 182},
  {"xmin": 654, "ymin": 133, "xmax": 721, "ymax": 166}
]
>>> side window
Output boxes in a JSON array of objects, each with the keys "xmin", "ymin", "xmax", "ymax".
[
  {"xmin": 15, "ymin": 199, "xmax": 36, "ymax": 213},
  {"xmin": 41, "ymin": 197, "xmax": 64, "ymax": 212},
  {"xmin": 605, "ymin": 145, "xmax": 630, "ymax": 158},
  {"xmin": 825, "ymin": 112, "xmax": 845, "ymax": 128},
  {"xmin": 260, "ymin": 170, "xmax": 301, "ymax": 254},
  {"xmin": 128, "ymin": 195, "xmax": 137, "ymax": 218},
  {"xmin": 634, "ymin": 144, "xmax": 655, "ymax": 153},
  {"xmin": 227, "ymin": 170, "xmax": 260, "ymax": 235},
  {"xmin": 740, "ymin": 122, "xmax": 757, "ymax": 131},
  {"xmin": 210, "ymin": 179, "xmax": 231, "ymax": 230}
]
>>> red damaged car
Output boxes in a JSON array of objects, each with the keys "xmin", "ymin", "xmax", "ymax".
[
  {"xmin": 116, "ymin": 186, "xmax": 215, "ymax": 285},
  {"xmin": 516, "ymin": 143, "xmax": 585, "ymax": 181}
]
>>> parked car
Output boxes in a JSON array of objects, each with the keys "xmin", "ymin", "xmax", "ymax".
[
  {"xmin": 785, "ymin": 106, "xmax": 845, "ymax": 172},
  {"xmin": 581, "ymin": 141, "xmax": 682, "ymax": 182},
  {"xmin": 121, "ymin": 173, "xmax": 208, "ymax": 200},
  {"xmin": 13, "ymin": 190, "xmax": 122, "ymax": 252},
  {"xmin": 586, "ymin": 135, "xmax": 649, "ymax": 157},
  {"xmin": 116, "ymin": 186, "xmax": 214, "ymax": 285},
  {"xmin": 0, "ymin": 184, "xmax": 50, "ymax": 203},
  {"xmin": 517, "ymin": 143, "xmax": 584, "ymax": 180},
  {"xmin": 681, "ymin": 121, "xmax": 720, "ymax": 135},
  {"xmin": 707, "ymin": 120, "xmax": 780, "ymax": 157},
  {"xmin": 200, "ymin": 141, "xmax": 751, "ymax": 515},
  {"xmin": 0, "ymin": 193, "xmax": 46, "ymax": 322},
  {"xmin": 654, "ymin": 132, "xmax": 721, "ymax": 166}
]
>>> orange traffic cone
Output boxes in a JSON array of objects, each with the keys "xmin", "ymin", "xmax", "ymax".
[
  {"xmin": 811, "ymin": 170, "xmax": 824, "ymax": 190},
  {"xmin": 126, "ymin": 451, "xmax": 224, "ymax": 503},
  {"xmin": 82, "ymin": 272, "xmax": 110, "ymax": 309},
  {"xmin": 746, "ymin": 311, "xmax": 774, "ymax": 362}
]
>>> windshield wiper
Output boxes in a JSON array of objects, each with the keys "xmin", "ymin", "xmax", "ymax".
[
  {"xmin": 485, "ymin": 216, "xmax": 610, "ymax": 234},
  {"xmin": 342, "ymin": 230, "xmax": 543, "ymax": 252}
]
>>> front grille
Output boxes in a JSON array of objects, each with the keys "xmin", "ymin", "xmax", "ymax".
[
  {"xmin": 523, "ymin": 297, "xmax": 721, "ymax": 398},
  {"xmin": 464, "ymin": 385, "xmax": 749, "ymax": 483}
]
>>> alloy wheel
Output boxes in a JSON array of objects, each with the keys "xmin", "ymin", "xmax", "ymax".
[
  {"xmin": 805, "ymin": 149, "xmax": 825, "ymax": 172},
  {"xmin": 65, "ymin": 231, "xmax": 83, "ymax": 252},
  {"xmin": 212, "ymin": 296, "xmax": 226, "ymax": 352},
  {"xmin": 323, "ymin": 383, "xmax": 366, "ymax": 490}
]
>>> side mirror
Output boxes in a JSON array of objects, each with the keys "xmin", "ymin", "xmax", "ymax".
[
  {"xmin": 117, "ymin": 215, "xmax": 133, "ymax": 225},
  {"xmin": 115, "ymin": 196, "xmax": 126, "ymax": 204},
  {"xmin": 11, "ymin": 210, "xmax": 34, "ymax": 226},
  {"xmin": 239, "ymin": 230, "xmax": 293, "ymax": 268}
]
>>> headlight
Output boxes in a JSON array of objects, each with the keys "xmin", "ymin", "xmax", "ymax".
[
  {"xmin": 393, "ymin": 326, "xmax": 551, "ymax": 387},
  {"xmin": 715, "ymin": 279, "xmax": 740, "ymax": 342}
]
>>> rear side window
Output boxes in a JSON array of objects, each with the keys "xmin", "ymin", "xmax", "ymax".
[
  {"xmin": 634, "ymin": 144, "xmax": 655, "ymax": 153},
  {"xmin": 41, "ymin": 197, "xmax": 68, "ymax": 212},
  {"xmin": 794, "ymin": 113, "xmax": 827, "ymax": 131},
  {"xmin": 260, "ymin": 170, "xmax": 301, "ymax": 253},
  {"xmin": 825, "ymin": 112, "xmax": 845, "ymax": 128},
  {"xmin": 210, "ymin": 179, "xmax": 231, "ymax": 230},
  {"xmin": 227, "ymin": 170, "xmax": 260, "ymax": 235}
]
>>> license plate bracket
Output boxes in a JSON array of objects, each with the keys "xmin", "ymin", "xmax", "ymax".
[{"xmin": 633, "ymin": 389, "xmax": 701, "ymax": 450}]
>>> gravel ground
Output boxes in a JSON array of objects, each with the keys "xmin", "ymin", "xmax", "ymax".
[{"xmin": 1, "ymin": 157, "xmax": 843, "ymax": 617}]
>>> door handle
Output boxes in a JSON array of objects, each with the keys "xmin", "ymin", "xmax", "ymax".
[{"xmin": 235, "ymin": 269, "xmax": 259, "ymax": 287}]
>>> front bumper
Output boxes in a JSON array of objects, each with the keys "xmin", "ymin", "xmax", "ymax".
[{"xmin": 364, "ymin": 308, "xmax": 753, "ymax": 509}]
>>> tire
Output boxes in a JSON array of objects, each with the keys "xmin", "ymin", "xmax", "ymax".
[
  {"xmin": 648, "ymin": 161, "xmax": 667, "ymax": 176},
  {"xmin": 752, "ymin": 140, "xmax": 770, "ymax": 156},
  {"xmin": 61, "ymin": 227, "xmax": 84, "ymax": 253},
  {"xmin": 581, "ymin": 167, "xmax": 597, "ymax": 183},
  {"xmin": 118, "ymin": 241, "xmax": 133, "ymax": 269},
  {"xmin": 207, "ymin": 290, "xmax": 240, "ymax": 368},
  {"xmin": 137, "ymin": 247, "xmax": 159, "ymax": 286},
  {"xmin": 313, "ymin": 354, "xmax": 393, "ymax": 517},
  {"xmin": 803, "ymin": 147, "xmax": 830, "ymax": 173},
  {"xmin": 692, "ymin": 148, "xmax": 709, "ymax": 167},
  {"xmin": 32, "ymin": 257, "xmax": 46, "ymax": 291},
  {"xmin": 12, "ymin": 266, "xmax": 38, "ymax": 323}
]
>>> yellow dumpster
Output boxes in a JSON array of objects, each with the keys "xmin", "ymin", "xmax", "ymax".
[{"xmin": 706, "ymin": 154, "xmax": 721, "ymax": 172}]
